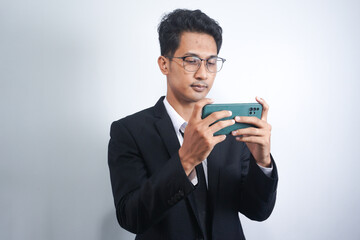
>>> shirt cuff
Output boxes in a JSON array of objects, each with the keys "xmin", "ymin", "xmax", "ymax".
[
  {"xmin": 188, "ymin": 169, "xmax": 198, "ymax": 186},
  {"xmin": 257, "ymin": 163, "xmax": 273, "ymax": 177}
]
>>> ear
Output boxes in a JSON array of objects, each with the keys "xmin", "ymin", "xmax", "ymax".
[{"xmin": 158, "ymin": 56, "xmax": 169, "ymax": 75}]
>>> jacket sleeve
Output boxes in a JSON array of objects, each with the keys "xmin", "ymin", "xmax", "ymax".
[
  {"xmin": 238, "ymin": 154, "xmax": 278, "ymax": 221},
  {"xmin": 108, "ymin": 120, "xmax": 195, "ymax": 234}
]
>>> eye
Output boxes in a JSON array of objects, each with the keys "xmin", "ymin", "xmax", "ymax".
[
  {"xmin": 183, "ymin": 57, "xmax": 199, "ymax": 65},
  {"xmin": 207, "ymin": 57, "xmax": 218, "ymax": 65}
]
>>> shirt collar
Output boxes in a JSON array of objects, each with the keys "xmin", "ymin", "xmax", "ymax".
[{"xmin": 163, "ymin": 97, "xmax": 187, "ymax": 133}]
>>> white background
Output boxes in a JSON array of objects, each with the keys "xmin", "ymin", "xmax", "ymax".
[{"xmin": 1, "ymin": 0, "xmax": 360, "ymax": 239}]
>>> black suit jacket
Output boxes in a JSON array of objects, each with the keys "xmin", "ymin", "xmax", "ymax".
[{"xmin": 108, "ymin": 96, "xmax": 278, "ymax": 240}]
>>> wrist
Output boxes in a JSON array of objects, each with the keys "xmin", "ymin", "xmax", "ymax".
[
  {"xmin": 179, "ymin": 148, "xmax": 195, "ymax": 176},
  {"xmin": 256, "ymin": 155, "xmax": 271, "ymax": 168}
]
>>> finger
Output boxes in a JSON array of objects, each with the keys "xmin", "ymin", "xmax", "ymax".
[
  {"xmin": 256, "ymin": 96, "xmax": 269, "ymax": 121},
  {"xmin": 234, "ymin": 116, "xmax": 266, "ymax": 128},
  {"xmin": 212, "ymin": 134, "xmax": 227, "ymax": 144},
  {"xmin": 203, "ymin": 110, "xmax": 233, "ymax": 126},
  {"xmin": 232, "ymin": 127, "xmax": 263, "ymax": 137},
  {"xmin": 209, "ymin": 119, "xmax": 235, "ymax": 133},
  {"xmin": 235, "ymin": 135, "xmax": 266, "ymax": 144},
  {"xmin": 191, "ymin": 98, "xmax": 214, "ymax": 120}
]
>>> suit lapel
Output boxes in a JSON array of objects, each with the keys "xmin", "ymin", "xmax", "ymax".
[
  {"xmin": 155, "ymin": 118, "xmax": 180, "ymax": 157},
  {"xmin": 153, "ymin": 97, "xmax": 180, "ymax": 157}
]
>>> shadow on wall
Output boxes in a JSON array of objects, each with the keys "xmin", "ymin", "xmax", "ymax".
[{"xmin": 100, "ymin": 210, "xmax": 135, "ymax": 240}]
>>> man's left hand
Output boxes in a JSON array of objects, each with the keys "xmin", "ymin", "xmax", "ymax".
[{"xmin": 231, "ymin": 96, "xmax": 272, "ymax": 167}]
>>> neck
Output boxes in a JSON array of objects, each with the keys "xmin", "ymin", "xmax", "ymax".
[{"xmin": 166, "ymin": 94, "xmax": 196, "ymax": 122}]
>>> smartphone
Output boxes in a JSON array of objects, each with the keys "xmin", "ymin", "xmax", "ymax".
[{"xmin": 201, "ymin": 103, "xmax": 263, "ymax": 136}]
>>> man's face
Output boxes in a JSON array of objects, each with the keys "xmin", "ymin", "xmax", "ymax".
[{"xmin": 164, "ymin": 32, "xmax": 218, "ymax": 105}]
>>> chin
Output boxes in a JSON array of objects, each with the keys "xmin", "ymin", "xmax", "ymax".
[{"xmin": 186, "ymin": 91, "xmax": 209, "ymax": 103}]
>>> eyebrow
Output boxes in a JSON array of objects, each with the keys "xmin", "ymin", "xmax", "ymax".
[{"xmin": 183, "ymin": 52, "xmax": 218, "ymax": 58}]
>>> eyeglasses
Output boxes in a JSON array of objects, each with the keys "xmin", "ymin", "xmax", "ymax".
[{"xmin": 165, "ymin": 56, "xmax": 226, "ymax": 73}]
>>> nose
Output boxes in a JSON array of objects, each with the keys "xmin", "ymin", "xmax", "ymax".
[{"xmin": 194, "ymin": 60, "xmax": 208, "ymax": 80}]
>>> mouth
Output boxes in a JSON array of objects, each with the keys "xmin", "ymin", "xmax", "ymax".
[{"xmin": 190, "ymin": 83, "xmax": 208, "ymax": 92}]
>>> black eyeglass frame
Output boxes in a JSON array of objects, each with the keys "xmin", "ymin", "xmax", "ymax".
[{"xmin": 165, "ymin": 55, "xmax": 226, "ymax": 73}]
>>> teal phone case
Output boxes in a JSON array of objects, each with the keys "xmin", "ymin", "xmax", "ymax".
[{"xmin": 201, "ymin": 103, "xmax": 263, "ymax": 136}]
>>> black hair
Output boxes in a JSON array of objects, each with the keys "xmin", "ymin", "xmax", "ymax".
[{"xmin": 158, "ymin": 9, "xmax": 223, "ymax": 57}]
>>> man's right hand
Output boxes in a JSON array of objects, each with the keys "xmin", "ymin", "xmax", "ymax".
[{"xmin": 179, "ymin": 98, "xmax": 235, "ymax": 176}]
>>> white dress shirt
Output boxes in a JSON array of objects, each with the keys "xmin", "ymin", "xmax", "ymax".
[{"xmin": 163, "ymin": 97, "xmax": 272, "ymax": 187}]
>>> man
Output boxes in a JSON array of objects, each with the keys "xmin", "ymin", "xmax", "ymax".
[{"xmin": 108, "ymin": 9, "xmax": 278, "ymax": 240}]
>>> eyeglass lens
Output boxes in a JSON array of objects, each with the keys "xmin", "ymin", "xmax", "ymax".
[{"xmin": 183, "ymin": 56, "xmax": 224, "ymax": 73}]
